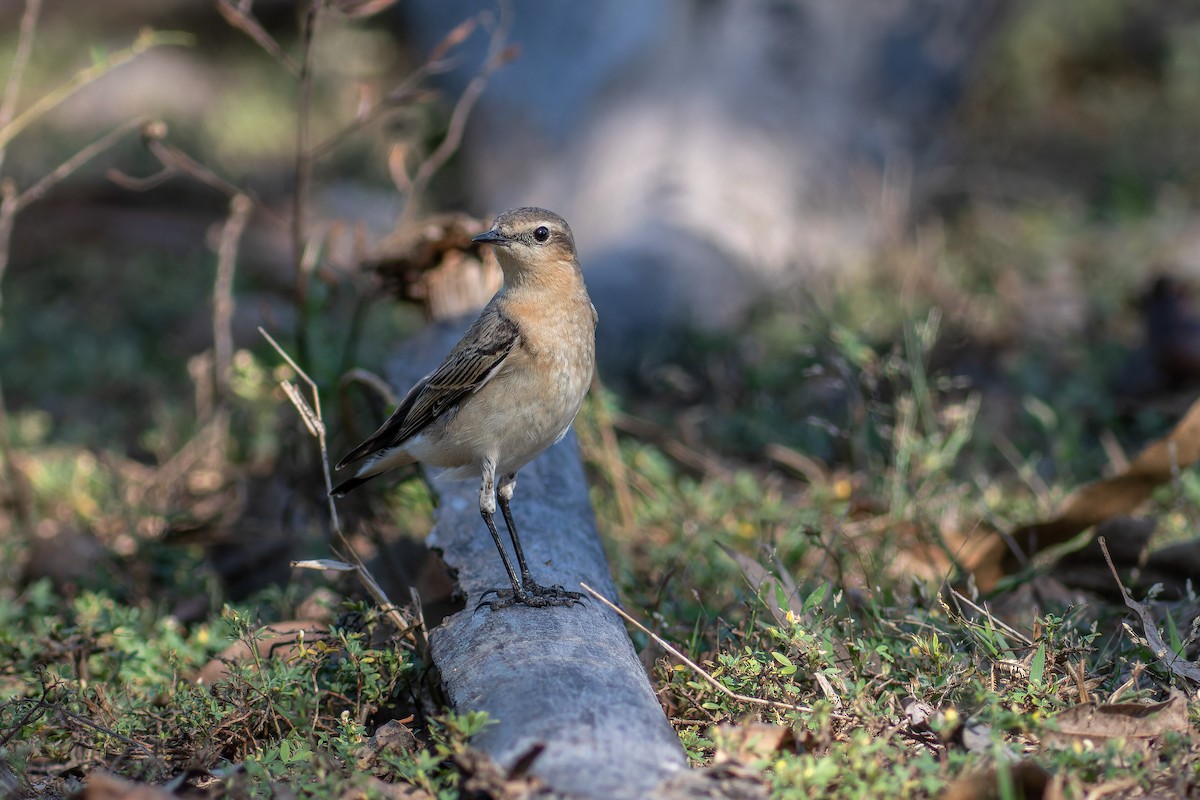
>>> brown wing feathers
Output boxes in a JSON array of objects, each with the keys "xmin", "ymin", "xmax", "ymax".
[{"xmin": 334, "ymin": 308, "xmax": 520, "ymax": 469}]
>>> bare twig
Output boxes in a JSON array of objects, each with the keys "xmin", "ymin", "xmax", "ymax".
[
  {"xmin": 0, "ymin": 179, "xmax": 15, "ymax": 326},
  {"xmin": 399, "ymin": 2, "xmax": 515, "ymax": 223},
  {"xmin": 106, "ymin": 122, "xmax": 287, "ymax": 229},
  {"xmin": 0, "ymin": 0, "xmax": 42, "ymax": 523},
  {"xmin": 291, "ymin": 1, "xmax": 321, "ymax": 368},
  {"xmin": 213, "ymin": 194, "xmax": 254, "ymax": 404},
  {"xmin": 108, "ymin": 121, "xmax": 236, "ymax": 195},
  {"xmin": 305, "ymin": 17, "xmax": 476, "ymax": 161},
  {"xmin": 0, "ymin": 0, "xmax": 41, "ymax": 175},
  {"xmin": 15, "ymin": 117, "xmax": 148, "ymax": 214},
  {"xmin": 948, "ymin": 588, "xmax": 1033, "ymax": 646},
  {"xmin": 263, "ymin": 327, "xmax": 414, "ymax": 634},
  {"xmin": 55, "ymin": 706, "xmax": 158, "ymax": 761},
  {"xmin": 0, "ymin": 28, "xmax": 192, "ymax": 150},
  {"xmin": 216, "ymin": 0, "xmax": 302, "ymax": 77},
  {"xmin": 579, "ymin": 582, "xmax": 852, "ymax": 721},
  {"xmin": 339, "ymin": 367, "xmax": 398, "ymax": 406}
]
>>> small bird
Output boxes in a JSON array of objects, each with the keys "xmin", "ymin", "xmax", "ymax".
[{"xmin": 331, "ymin": 207, "xmax": 598, "ymax": 609}]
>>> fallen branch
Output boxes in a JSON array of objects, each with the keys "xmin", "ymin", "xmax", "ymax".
[{"xmin": 388, "ymin": 322, "xmax": 687, "ymax": 799}]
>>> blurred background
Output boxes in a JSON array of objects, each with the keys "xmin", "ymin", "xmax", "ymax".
[
  {"xmin": 11, "ymin": 4, "xmax": 1200, "ymax": 793},
  {"xmin": 2, "ymin": 0, "xmax": 1200, "ymax": 600}
]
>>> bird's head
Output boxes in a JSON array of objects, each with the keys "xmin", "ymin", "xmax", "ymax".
[{"xmin": 472, "ymin": 207, "xmax": 579, "ymax": 285}]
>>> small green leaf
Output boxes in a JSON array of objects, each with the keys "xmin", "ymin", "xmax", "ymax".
[
  {"xmin": 774, "ymin": 582, "xmax": 789, "ymax": 614},
  {"xmin": 802, "ymin": 582, "xmax": 828, "ymax": 614},
  {"xmin": 1029, "ymin": 642, "xmax": 1046, "ymax": 686},
  {"xmin": 771, "ymin": 651, "xmax": 794, "ymax": 668},
  {"xmin": 1164, "ymin": 611, "xmax": 1182, "ymax": 655}
]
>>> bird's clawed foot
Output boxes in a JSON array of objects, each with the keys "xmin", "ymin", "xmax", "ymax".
[{"xmin": 475, "ymin": 580, "xmax": 585, "ymax": 611}]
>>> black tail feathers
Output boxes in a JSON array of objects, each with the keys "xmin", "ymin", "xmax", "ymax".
[{"xmin": 329, "ymin": 472, "xmax": 379, "ymax": 497}]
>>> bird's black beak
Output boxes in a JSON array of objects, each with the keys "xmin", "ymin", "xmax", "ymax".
[{"xmin": 472, "ymin": 228, "xmax": 511, "ymax": 245}]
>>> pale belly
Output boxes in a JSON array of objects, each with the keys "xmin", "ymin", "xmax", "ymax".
[{"xmin": 408, "ymin": 350, "xmax": 591, "ymax": 479}]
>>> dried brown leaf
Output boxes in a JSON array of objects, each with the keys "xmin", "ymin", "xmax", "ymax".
[
  {"xmin": 1009, "ymin": 395, "xmax": 1200, "ymax": 562},
  {"xmin": 1042, "ymin": 690, "xmax": 1190, "ymax": 750},
  {"xmin": 940, "ymin": 762, "xmax": 1063, "ymax": 800},
  {"xmin": 713, "ymin": 722, "xmax": 797, "ymax": 765},
  {"xmin": 73, "ymin": 772, "xmax": 174, "ymax": 800},
  {"xmin": 195, "ymin": 619, "xmax": 329, "ymax": 686}
]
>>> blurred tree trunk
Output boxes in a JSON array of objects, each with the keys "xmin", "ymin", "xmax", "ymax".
[{"xmin": 402, "ymin": 0, "xmax": 1009, "ymax": 364}]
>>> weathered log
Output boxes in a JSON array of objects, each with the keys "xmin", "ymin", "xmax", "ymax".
[{"xmin": 388, "ymin": 322, "xmax": 688, "ymax": 799}]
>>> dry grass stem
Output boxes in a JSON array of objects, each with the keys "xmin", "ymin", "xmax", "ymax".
[
  {"xmin": 0, "ymin": 29, "xmax": 191, "ymax": 150},
  {"xmin": 0, "ymin": 0, "xmax": 41, "ymax": 174},
  {"xmin": 948, "ymin": 588, "xmax": 1033, "ymax": 646},
  {"xmin": 213, "ymin": 194, "xmax": 254, "ymax": 403},
  {"xmin": 262, "ymin": 327, "xmax": 414, "ymax": 634},
  {"xmin": 338, "ymin": 368, "xmax": 398, "ymax": 407},
  {"xmin": 590, "ymin": 374, "xmax": 635, "ymax": 529},
  {"xmin": 15, "ymin": 117, "xmax": 147, "ymax": 214},
  {"xmin": 399, "ymin": 1, "xmax": 514, "ymax": 223},
  {"xmin": 292, "ymin": 1, "xmax": 320, "ymax": 333},
  {"xmin": 307, "ymin": 17, "xmax": 474, "ymax": 161},
  {"xmin": 579, "ymin": 582, "xmax": 851, "ymax": 721},
  {"xmin": 613, "ymin": 411, "xmax": 731, "ymax": 480},
  {"xmin": 216, "ymin": 0, "xmax": 302, "ymax": 77}
]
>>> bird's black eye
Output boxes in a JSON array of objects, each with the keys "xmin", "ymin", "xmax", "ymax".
[{"xmin": 533, "ymin": 226, "xmax": 550, "ymax": 243}]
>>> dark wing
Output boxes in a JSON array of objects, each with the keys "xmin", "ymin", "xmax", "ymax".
[{"xmin": 335, "ymin": 307, "xmax": 520, "ymax": 468}]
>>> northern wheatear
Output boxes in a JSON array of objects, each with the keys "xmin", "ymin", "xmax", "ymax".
[{"xmin": 332, "ymin": 207, "xmax": 597, "ymax": 609}]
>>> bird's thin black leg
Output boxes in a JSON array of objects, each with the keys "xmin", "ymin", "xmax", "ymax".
[
  {"xmin": 476, "ymin": 462, "xmax": 526, "ymax": 610},
  {"xmin": 495, "ymin": 472, "xmax": 583, "ymax": 608},
  {"xmin": 497, "ymin": 472, "xmax": 534, "ymax": 585}
]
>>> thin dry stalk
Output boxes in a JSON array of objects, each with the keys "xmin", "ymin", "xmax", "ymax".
[
  {"xmin": 14, "ymin": 117, "xmax": 147, "ymax": 214},
  {"xmin": 0, "ymin": 179, "xmax": 15, "ymax": 325},
  {"xmin": 338, "ymin": 368, "xmax": 398, "ymax": 407},
  {"xmin": 948, "ymin": 588, "xmax": 1032, "ymax": 646},
  {"xmin": 307, "ymin": 17, "xmax": 476, "ymax": 161},
  {"xmin": 400, "ymin": 1, "xmax": 514, "ymax": 223},
  {"xmin": 579, "ymin": 582, "xmax": 852, "ymax": 721},
  {"xmin": 589, "ymin": 374, "xmax": 635, "ymax": 529},
  {"xmin": 216, "ymin": 0, "xmax": 302, "ymax": 77},
  {"xmin": 0, "ymin": 197, "xmax": 29, "ymax": 518},
  {"xmin": 291, "ymin": 1, "xmax": 321, "ymax": 366},
  {"xmin": 260, "ymin": 327, "xmax": 413, "ymax": 635},
  {"xmin": 0, "ymin": 0, "xmax": 41, "ymax": 519},
  {"xmin": 213, "ymin": 194, "xmax": 254, "ymax": 404},
  {"xmin": 0, "ymin": 28, "xmax": 191, "ymax": 150},
  {"xmin": 0, "ymin": 0, "xmax": 41, "ymax": 175}
]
